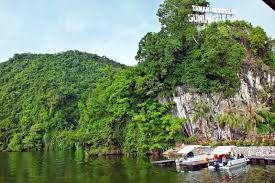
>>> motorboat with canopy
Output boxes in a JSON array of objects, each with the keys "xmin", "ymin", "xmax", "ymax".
[
  {"xmin": 208, "ymin": 146, "xmax": 249, "ymax": 170},
  {"xmin": 175, "ymin": 145, "xmax": 210, "ymax": 166}
]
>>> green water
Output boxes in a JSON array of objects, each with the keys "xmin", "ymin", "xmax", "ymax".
[{"xmin": 0, "ymin": 151, "xmax": 275, "ymax": 183}]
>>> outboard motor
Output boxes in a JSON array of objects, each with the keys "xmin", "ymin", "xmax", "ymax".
[
  {"xmin": 209, "ymin": 160, "xmax": 220, "ymax": 170},
  {"xmin": 213, "ymin": 160, "xmax": 220, "ymax": 170},
  {"xmin": 210, "ymin": 154, "xmax": 220, "ymax": 170}
]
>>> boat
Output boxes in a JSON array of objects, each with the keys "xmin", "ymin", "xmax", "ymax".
[
  {"xmin": 208, "ymin": 146, "xmax": 249, "ymax": 170},
  {"xmin": 175, "ymin": 145, "xmax": 210, "ymax": 166}
]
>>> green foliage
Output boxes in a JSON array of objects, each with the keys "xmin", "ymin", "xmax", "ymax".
[
  {"xmin": 0, "ymin": 51, "xmax": 123, "ymax": 151},
  {"xmin": 175, "ymin": 22, "xmax": 246, "ymax": 96},
  {"xmin": 136, "ymin": 32, "xmax": 178, "ymax": 94},
  {"xmin": 236, "ymin": 137, "xmax": 275, "ymax": 146},
  {"xmin": 137, "ymin": 0, "xmax": 273, "ymax": 96},
  {"xmin": 128, "ymin": 99, "xmax": 185, "ymax": 152},
  {"xmin": 182, "ymin": 135, "xmax": 199, "ymax": 144},
  {"xmin": 247, "ymin": 26, "xmax": 275, "ymax": 69},
  {"xmin": 137, "ymin": 13, "xmax": 267, "ymax": 97},
  {"xmin": 79, "ymin": 68, "xmax": 137, "ymax": 154},
  {"xmin": 22, "ymin": 124, "xmax": 44, "ymax": 151},
  {"xmin": 216, "ymin": 104, "xmax": 275, "ymax": 139},
  {"xmin": 210, "ymin": 141, "xmax": 223, "ymax": 147},
  {"xmin": 79, "ymin": 68, "xmax": 186, "ymax": 154},
  {"xmin": 192, "ymin": 101, "xmax": 211, "ymax": 124},
  {"xmin": 257, "ymin": 108, "xmax": 275, "ymax": 135},
  {"xmin": 136, "ymin": 0, "xmax": 209, "ymax": 96},
  {"xmin": 157, "ymin": 0, "xmax": 208, "ymax": 34},
  {"xmin": 248, "ymin": 26, "xmax": 268, "ymax": 55},
  {"xmin": 8, "ymin": 133, "xmax": 22, "ymax": 151}
]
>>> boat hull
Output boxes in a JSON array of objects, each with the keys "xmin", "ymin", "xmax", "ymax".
[
  {"xmin": 176, "ymin": 155, "xmax": 208, "ymax": 166},
  {"xmin": 208, "ymin": 158, "xmax": 248, "ymax": 170}
]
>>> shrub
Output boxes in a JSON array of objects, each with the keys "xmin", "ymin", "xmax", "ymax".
[
  {"xmin": 236, "ymin": 139, "xmax": 244, "ymax": 146},
  {"xmin": 243, "ymin": 139, "xmax": 253, "ymax": 146},
  {"xmin": 183, "ymin": 135, "xmax": 199, "ymax": 144}
]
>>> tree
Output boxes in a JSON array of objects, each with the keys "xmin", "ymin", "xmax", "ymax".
[
  {"xmin": 243, "ymin": 104, "xmax": 274, "ymax": 138},
  {"xmin": 136, "ymin": 0, "xmax": 209, "ymax": 96},
  {"xmin": 128, "ymin": 99, "xmax": 185, "ymax": 152},
  {"xmin": 22, "ymin": 124, "xmax": 44, "ymax": 151},
  {"xmin": 215, "ymin": 106, "xmax": 246, "ymax": 141},
  {"xmin": 8, "ymin": 133, "xmax": 22, "ymax": 151},
  {"xmin": 248, "ymin": 26, "xmax": 268, "ymax": 56},
  {"xmin": 157, "ymin": 0, "xmax": 208, "ymax": 34}
]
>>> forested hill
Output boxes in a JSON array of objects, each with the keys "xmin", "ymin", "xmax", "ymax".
[{"xmin": 0, "ymin": 50, "xmax": 124, "ymax": 151}]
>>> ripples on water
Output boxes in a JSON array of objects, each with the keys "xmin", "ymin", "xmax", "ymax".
[{"xmin": 0, "ymin": 151, "xmax": 275, "ymax": 183}]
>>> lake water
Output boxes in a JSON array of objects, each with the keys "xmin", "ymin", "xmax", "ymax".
[{"xmin": 0, "ymin": 151, "xmax": 275, "ymax": 183}]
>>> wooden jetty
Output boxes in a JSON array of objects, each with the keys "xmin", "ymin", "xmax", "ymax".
[
  {"xmin": 248, "ymin": 156, "xmax": 275, "ymax": 165},
  {"xmin": 178, "ymin": 160, "xmax": 208, "ymax": 171},
  {"xmin": 152, "ymin": 159, "xmax": 207, "ymax": 170},
  {"xmin": 152, "ymin": 159, "xmax": 175, "ymax": 166}
]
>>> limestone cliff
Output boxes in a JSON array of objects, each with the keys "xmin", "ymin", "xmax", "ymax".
[{"xmin": 160, "ymin": 67, "xmax": 274, "ymax": 141}]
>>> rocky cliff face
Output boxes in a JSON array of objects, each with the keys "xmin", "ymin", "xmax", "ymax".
[{"xmin": 160, "ymin": 68, "xmax": 274, "ymax": 141}]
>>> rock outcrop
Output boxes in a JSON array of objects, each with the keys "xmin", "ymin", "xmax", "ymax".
[{"xmin": 160, "ymin": 68, "xmax": 274, "ymax": 141}]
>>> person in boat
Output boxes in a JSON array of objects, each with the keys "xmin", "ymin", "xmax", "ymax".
[
  {"xmin": 240, "ymin": 153, "xmax": 244, "ymax": 158},
  {"xmin": 222, "ymin": 154, "xmax": 227, "ymax": 162},
  {"xmin": 186, "ymin": 151, "xmax": 194, "ymax": 158},
  {"xmin": 229, "ymin": 152, "xmax": 234, "ymax": 160},
  {"xmin": 218, "ymin": 155, "xmax": 222, "ymax": 163}
]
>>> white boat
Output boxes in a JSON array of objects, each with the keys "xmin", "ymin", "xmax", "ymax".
[
  {"xmin": 208, "ymin": 146, "xmax": 249, "ymax": 170},
  {"xmin": 175, "ymin": 145, "xmax": 209, "ymax": 166}
]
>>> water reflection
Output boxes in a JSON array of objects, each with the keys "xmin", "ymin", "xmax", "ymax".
[{"xmin": 0, "ymin": 152, "xmax": 275, "ymax": 183}]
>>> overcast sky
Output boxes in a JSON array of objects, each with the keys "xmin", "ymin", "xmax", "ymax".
[{"xmin": 0, "ymin": 0, "xmax": 274, "ymax": 65}]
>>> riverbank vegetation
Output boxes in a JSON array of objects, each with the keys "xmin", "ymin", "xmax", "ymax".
[{"xmin": 1, "ymin": 0, "xmax": 274, "ymax": 154}]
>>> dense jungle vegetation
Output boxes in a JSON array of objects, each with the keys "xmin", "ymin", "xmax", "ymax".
[{"xmin": 1, "ymin": 0, "xmax": 274, "ymax": 154}]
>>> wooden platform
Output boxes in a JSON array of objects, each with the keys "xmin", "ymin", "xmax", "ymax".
[
  {"xmin": 152, "ymin": 159, "xmax": 175, "ymax": 166},
  {"xmin": 152, "ymin": 159, "xmax": 208, "ymax": 170},
  {"xmin": 178, "ymin": 160, "xmax": 208, "ymax": 171},
  {"xmin": 248, "ymin": 156, "xmax": 275, "ymax": 165}
]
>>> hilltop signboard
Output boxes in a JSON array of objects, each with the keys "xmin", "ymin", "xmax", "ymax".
[{"xmin": 189, "ymin": 5, "xmax": 237, "ymax": 24}]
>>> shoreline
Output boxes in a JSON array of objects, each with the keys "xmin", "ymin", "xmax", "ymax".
[
  {"xmin": 163, "ymin": 146, "xmax": 275, "ymax": 158},
  {"xmin": 1, "ymin": 146, "xmax": 275, "ymax": 158}
]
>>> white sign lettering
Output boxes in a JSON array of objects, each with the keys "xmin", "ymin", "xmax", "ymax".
[{"xmin": 189, "ymin": 5, "xmax": 237, "ymax": 24}]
